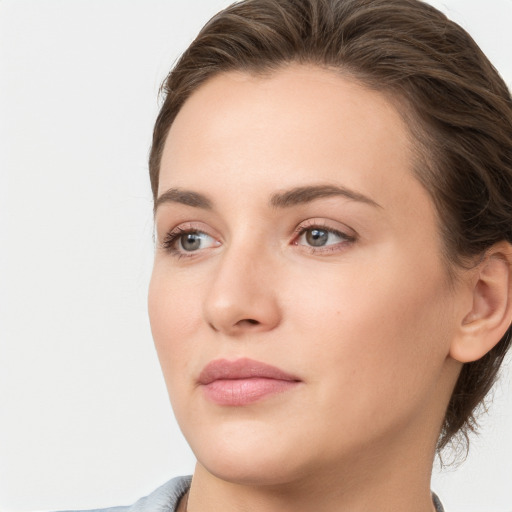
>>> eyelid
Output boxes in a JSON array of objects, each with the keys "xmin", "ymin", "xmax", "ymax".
[
  {"xmin": 293, "ymin": 218, "xmax": 357, "ymax": 238},
  {"xmin": 159, "ymin": 221, "xmax": 221, "ymax": 258},
  {"xmin": 292, "ymin": 218, "xmax": 357, "ymax": 252}
]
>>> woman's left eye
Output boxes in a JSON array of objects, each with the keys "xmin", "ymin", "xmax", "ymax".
[{"xmin": 295, "ymin": 226, "xmax": 354, "ymax": 249}]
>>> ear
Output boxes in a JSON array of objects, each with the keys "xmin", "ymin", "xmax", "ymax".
[{"xmin": 450, "ymin": 243, "xmax": 512, "ymax": 363}]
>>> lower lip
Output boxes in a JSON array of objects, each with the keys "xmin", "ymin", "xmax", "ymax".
[{"xmin": 201, "ymin": 378, "xmax": 299, "ymax": 406}]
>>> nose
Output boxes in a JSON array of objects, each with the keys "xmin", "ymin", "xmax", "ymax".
[{"xmin": 203, "ymin": 242, "xmax": 282, "ymax": 336}]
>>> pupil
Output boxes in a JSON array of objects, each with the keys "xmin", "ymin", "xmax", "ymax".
[
  {"xmin": 181, "ymin": 233, "xmax": 201, "ymax": 251},
  {"xmin": 306, "ymin": 229, "xmax": 328, "ymax": 247}
]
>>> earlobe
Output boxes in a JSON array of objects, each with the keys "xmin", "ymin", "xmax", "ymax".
[{"xmin": 450, "ymin": 243, "xmax": 512, "ymax": 364}]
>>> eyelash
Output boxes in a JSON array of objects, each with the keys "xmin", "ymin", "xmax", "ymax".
[
  {"xmin": 292, "ymin": 221, "xmax": 356, "ymax": 254},
  {"xmin": 161, "ymin": 225, "xmax": 217, "ymax": 259},
  {"xmin": 160, "ymin": 221, "xmax": 356, "ymax": 259}
]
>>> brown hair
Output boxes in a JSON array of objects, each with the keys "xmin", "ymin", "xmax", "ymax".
[{"xmin": 149, "ymin": 0, "xmax": 512, "ymax": 452}]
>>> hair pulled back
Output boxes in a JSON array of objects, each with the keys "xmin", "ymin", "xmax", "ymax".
[{"xmin": 149, "ymin": 0, "xmax": 512, "ymax": 452}]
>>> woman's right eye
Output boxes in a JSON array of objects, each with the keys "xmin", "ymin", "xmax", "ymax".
[{"xmin": 161, "ymin": 228, "xmax": 219, "ymax": 257}]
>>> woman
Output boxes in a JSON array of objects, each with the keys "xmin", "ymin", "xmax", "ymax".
[{"xmin": 72, "ymin": 0, "xmax": 511, "ymax": 510}]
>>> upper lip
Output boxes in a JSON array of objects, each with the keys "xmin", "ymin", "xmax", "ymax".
[{"xmin": 198, "ymin": 358, "xmax": 300, "ymax": 385}]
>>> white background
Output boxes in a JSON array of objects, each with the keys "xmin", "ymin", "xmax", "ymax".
[{"xmin": 1, "ymin": 1, "xmax": 511, "ymax": 511}]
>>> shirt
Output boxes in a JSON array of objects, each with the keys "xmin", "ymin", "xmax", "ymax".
[{"xmin": 60, "ymin": 475, "xmax": 445, "ymax": 512}]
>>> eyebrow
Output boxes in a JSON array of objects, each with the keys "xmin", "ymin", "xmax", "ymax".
[
  {"xmin": 154, "ymin": 188, "xmax": 213, "ymax": 213},
  {"xmin": 270, "ymin": 184, "xmax": 382, "ymax": 209},
  {"xmin": 154, "ymin": 184, "xmax": 381, "ymax": 214}
]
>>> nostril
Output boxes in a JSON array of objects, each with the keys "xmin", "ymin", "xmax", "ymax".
[{"xmin": 247, "ymin": 319, "xmax": 259, "ymax": 325}]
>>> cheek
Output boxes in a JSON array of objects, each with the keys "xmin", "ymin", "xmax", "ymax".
[
  {"xmin": 288, "ymin": 254, "xmax": 454, "ymax": 413},
  {"xmin": 148, "ymin": 265, "xmax": 203, "ymax": 383}
]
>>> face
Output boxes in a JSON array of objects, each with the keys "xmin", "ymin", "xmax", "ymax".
[{"xmin": 149, "ymin": 65, "xmax": 462, "ymax": 486}]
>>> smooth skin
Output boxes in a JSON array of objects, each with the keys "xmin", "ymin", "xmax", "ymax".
[{"xmin": 148, "ymin": 65, "xmax": 512, "ymax": 512}]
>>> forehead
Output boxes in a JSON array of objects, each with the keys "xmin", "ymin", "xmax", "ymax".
[{"xmin": 159, "ymin": 64, "xmax": 429, "ymax": 221}]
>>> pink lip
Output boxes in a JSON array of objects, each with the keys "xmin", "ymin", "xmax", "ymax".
[{"xmin": 198, "ymin": 358, "xmax": 301, "ymax": 406}]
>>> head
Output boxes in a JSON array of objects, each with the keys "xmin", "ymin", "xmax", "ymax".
[{"xmin": 148, "ymin": 0, "xmax": 512, "ymax": 475}]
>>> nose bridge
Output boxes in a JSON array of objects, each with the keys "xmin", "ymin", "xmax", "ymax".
[{"xmin": 203, "ymin": 230, "xmax": 281, "ymax": 334}]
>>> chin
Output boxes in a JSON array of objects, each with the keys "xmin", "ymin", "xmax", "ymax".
[
  {"xmin": 198, "ymin": 453, "xmax": 306, "ymax": 488},
  {"xmin": 187, "ymin": 422, "xmax": 315, "ymax": 487}
]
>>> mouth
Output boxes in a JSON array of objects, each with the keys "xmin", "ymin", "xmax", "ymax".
[{"xmin": 198, "ymin": 357, "xmax": 301, "ymax": 406}]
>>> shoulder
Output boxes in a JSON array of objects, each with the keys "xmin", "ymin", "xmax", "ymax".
[{"xmin": 57, "ymin": 476, "xmax": 192, "ymax": 512}]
